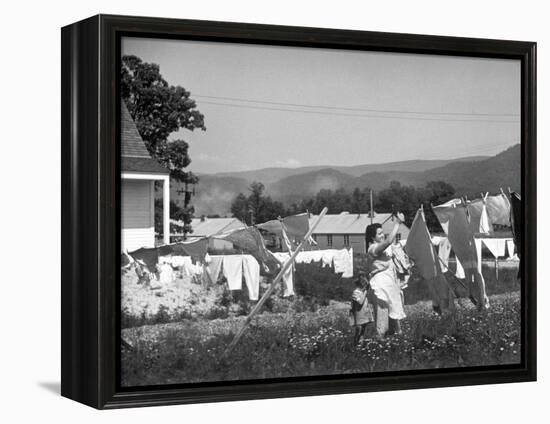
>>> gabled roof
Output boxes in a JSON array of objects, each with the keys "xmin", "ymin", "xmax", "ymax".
[
  {"xmin": 188, "ymin": 217, "xmax": 246, "ymax": 237},
  {"xmin": 121, "ymin": 102, "xmax": 169, "ymax": 175},
  {"xmin": 309, "ymin": 212, "xmax": 409, "ymax": 236}
]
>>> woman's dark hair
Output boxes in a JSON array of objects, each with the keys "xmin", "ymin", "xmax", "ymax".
[{"xmin": 365, "ymin": 223, "xmax": 382, "ymax": 246}]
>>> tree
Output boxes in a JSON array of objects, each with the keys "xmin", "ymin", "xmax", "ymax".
[
  {"xmin": 121, "ymin": 55, "xmax": 206, "ymax": 152},
  {"xmin": 122, "ymin": 54, "xmax": 206, "ymax": 237},
  {"xmin": 230, "ymin": 182, "xmax": 289, "ymax": 225}
]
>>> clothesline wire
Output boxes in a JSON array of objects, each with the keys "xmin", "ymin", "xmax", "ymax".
[
  {"xmin": 194, "ymin": 94, "xmax": 519, "ymax": 118},
  {"xmin": 197, "ymin": 100, "xmax": 519, "ymax": 124}
]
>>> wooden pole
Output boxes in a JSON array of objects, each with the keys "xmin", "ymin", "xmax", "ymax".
[
  {"xmin": 370, "ymin": 190, "xmax": 374, "ymax": 224},
  {"xmin": 224, "ymin": 207, "xmax": 328, "ymax": 355}
]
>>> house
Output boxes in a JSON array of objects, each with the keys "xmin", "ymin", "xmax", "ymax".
[
  {"xmin": 171, "ymin": 217, "xmax": 246, "ymax": 250},
  {"xmin": 121, "ymin": 102, "xmax": 170, "ymax": 252},
  {"xmin": 308, "ymin": 211, "xmax": 410, "ymax": 254}
]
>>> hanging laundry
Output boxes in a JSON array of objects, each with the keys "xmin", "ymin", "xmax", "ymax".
[
  {"xmin": 205, "ymin": 255, "xmax": 223, "ymax": 284},
  {"xmin": 474, "ymin": 238, "xmax": 483, "ymax": 274},
  {"xmin": 214, "ymin": 227, "xmax": 276, "ymax": 271},
  {"xmin": 222, "ymin": 255, "xmax": 243, "ymax": 290},
  {"xmin": 438, "ymin": 238, "xmax": 452, "ymax": 271},
  {"xmin": 257, "ymin": 213, "xmax": 311, "ymax": 248},
  {"xmin": 242, "ymin": 255, "xmax": 260, "ymax": 300},
  {"xmin": 282, "ymin": 264, "xmax": 294, "ymax": 297},
  {"xmin": 509, "ymin": 192, "xmax": 521, "ymax": 257},
  {"xmin": 467, "ymin": 200, "xmax": 494, "ymax": 234},
  {"xmin": 157, "ymin": 263, "xmax": 174, "ymax": 284},
  {"xmin": 334, "ymin": 248, "xmax": 354, "ymax": 278},
  {"xmin": 271, "ymin": 252, "xmax": 295, "ymax": 296},
  {"xmin": 506, "ymin": 239, "xmax": 516, "ymax": 259},
  {"xmin": 432, "ymin": 198, "xmax": 462, "ymax": 234},
  {"xmin": 455, "ymin": 256, "xmax": 465, "ymax": 279},
  {"xmin": 485, "ymin": 194, "xmax": 512, "ymax": 226},
  {"xmin": 509, "ymin": 191, "xmax": 521, "ymax": 278},
  {"xmin": 432, "ymin": 202, "xmax": 488, "ymax": 308},
  {"xmin": 404, "ymin": 210, "xmax": 439, "ymax": 280},
  {"xmin": 482, "ymin": 238, "xmax": 506, "ymax": 259},
  {"xmin": 169, "ymin": 238, "xmax": 208, "ymax": 263},
  {"xmin": 405, "ymin": 210, "xmax": 455, "ymax": 312},
  {"xmin": 128, "ymin": 247, "xmax": 159, "ymax": 272}
]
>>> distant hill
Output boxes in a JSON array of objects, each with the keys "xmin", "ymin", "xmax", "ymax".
[
  {"xmin": 184, "ymin": 146, "xmax": 518, "ymax": 215},
  {"xmin": 212, "ymin": 155, "xmax": 488, "ymax": 183},
  {"xmin": 271, "ymin": 145, "xmax": 520, "ymax": 203}
]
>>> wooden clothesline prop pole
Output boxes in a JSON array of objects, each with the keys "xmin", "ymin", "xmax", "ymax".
[
  {"xmin": 370, "ymin": 190, "xmax": 374, "ymax": 225},
  {"xmin": 223, "ymin": 207, "xmax": 328, "ymax": 356}
]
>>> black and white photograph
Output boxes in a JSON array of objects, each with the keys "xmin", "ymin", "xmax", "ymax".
[{"xmin": 119, "ymin": 36, "xmax": 523, "ymax": 387}]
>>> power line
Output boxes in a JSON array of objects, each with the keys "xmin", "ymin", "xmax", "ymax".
[
  {"xmin": 197, "ymin": 100, "xmax": 519, "ymax": 124},
  {"xmin": 194, "ymin": 93, "xmax": 519, "ymax": 118}
]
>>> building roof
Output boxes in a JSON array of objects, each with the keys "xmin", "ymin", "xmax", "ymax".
[
  {"xmin": 309, "ymin": 212, "xmax": 410, "ymax": 236},
  {"xmin": 188, "ymin": 217, "xmax": 246, "ymax": 237},
  {"xmin": 121, "ymin": 102, "xmax": 169, "ymax": 175}
]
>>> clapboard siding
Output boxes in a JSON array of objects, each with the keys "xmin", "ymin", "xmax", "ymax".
[{"xmin": 122, "ymin": 179, "xmax": 155, "ymax": 250}]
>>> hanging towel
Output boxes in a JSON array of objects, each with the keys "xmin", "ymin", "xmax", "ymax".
[
  {"xmin": 333, "ymin": 248, "xmax": 354, "ymax": 277},
  {"xmin": 480, "ymin": 204, "xmax": 492, "ymax": 234},
  {"xmin": 206, "ymin": 255, "xmax": 223, "ymax": 284},
  {"xmin": 474, "ymin": 238, "xmax": 483, "ymax": 274},
  {"xmin": 242, "ymin": 255, "xmax": 260, "ymax": 300},
  {"xmin": 222, "ymin": 255, "xmax": 243, "ymax": 290},
  {"xmin": 506, "ymin": 239, "xmax": 516, "ymax": 258},
  {"xmin": 282, "ymin": 264, "xmax": 294, "ymax": 297},
  {"xmin": 485, "ymin": 194, "xmax": 512, "ymax": 226},
  {"xmin": 482, "ymin": 239, "xmax": 506, "ymax": 259}
]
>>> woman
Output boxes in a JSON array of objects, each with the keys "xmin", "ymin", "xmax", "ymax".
[{"xmin": 365, "ymin": 221, "xmax": 406, "ymax": 337}]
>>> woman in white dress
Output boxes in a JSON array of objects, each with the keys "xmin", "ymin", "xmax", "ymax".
[{"xmin": 365, "ymin": 221, "xmax": 406, "ymax": 337}]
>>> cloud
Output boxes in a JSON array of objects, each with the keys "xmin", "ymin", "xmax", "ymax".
[
  {"xmin": 195, "ymin": 153, "xmax": 222, "ymax": 162},
  {"xmin": 275, "ymin": 158, "xmax": 302, "ymax": 168}
]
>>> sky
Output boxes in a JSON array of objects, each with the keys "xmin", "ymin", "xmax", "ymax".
[{"xmin": 122, "ymin": 37, "xmax": 520, "ymax": 175}]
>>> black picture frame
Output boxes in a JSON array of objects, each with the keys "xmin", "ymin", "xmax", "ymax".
[{"xmin": 61, "ymin": 14, "xmax": 537, "ymax": 409}]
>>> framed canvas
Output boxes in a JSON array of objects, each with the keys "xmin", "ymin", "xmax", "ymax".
[{"xmin": 61, "ymin": 14, "xmax": 536, "ymax": 409}]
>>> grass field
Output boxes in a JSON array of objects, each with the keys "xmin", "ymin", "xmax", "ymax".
[{"xmin": 121, "ymin": 289, "xmax": 521, "ymax": 387}]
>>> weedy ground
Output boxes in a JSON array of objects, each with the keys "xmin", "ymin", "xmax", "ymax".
[{"xmin": 121, "ymin": 287, "xmax": 521, "ymax": 387}]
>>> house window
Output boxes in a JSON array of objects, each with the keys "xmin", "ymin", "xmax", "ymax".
[
  {"xmin": 343, "ymin": 235, "xmax": 350, "ymax": 246},
  {"xmin": 327, "ymin": 234, "xmax": 333, "ymax": 247}
]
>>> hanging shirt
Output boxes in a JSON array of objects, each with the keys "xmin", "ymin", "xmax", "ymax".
[
  {"xmin": 242, "ymin": 255, "xmax": 260, "ymax": 301},
  {"xmin": 222, "ymin": 255, "xmax": 243, "ymax": 290}
]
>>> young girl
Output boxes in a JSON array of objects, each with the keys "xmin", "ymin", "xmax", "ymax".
[{"xmin": 350, "ymin": 272, "xmax": 374, "ymax": 344}]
